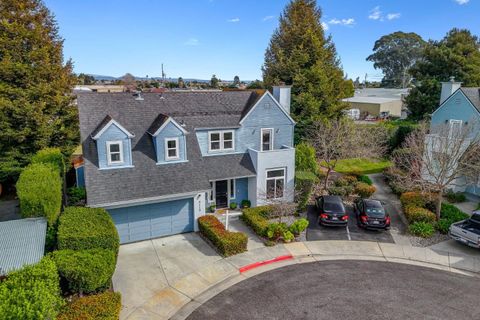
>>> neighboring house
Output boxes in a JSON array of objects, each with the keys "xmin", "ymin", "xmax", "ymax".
[
  {"xmin": 430, "ymin": 78, "xmax": 480, "ymax": 196},
  {"xmin": 342, "ymin": 88, "xmax": 410, "ymax": 119},
  {"xmin": 77, "ymin": 87, "xmax": 296, "ymax": 244}
]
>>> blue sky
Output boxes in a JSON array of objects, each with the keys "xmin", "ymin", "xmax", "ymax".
[{"xmin": 44, "ymin": 0, "xmax": 480, "ymax": 81}]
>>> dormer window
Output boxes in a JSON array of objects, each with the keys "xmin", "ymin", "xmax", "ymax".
[
  {"xmin": 107, "ymin": 141, "xmax": 124, "ymax": 165},
  {"xmin": 208, "ymin": 130, "xmax": 235, "ymax": 152},
  {"xmin": 165, "ymin": 138, "xmax": 180, "ymax": 160}
]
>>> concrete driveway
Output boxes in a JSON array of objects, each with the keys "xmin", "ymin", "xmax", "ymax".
[{"xmin": 113, "ymin": 233, "xmax": 236, "ymax": 319}]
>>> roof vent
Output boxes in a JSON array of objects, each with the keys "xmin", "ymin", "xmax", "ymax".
[
  {"xmin": 134, "ymin": 91, "xmax": 144, "ymax": 101},
  {"xmin": 159, "ymin": 93, "xmax": 165, "ymax": 100}
]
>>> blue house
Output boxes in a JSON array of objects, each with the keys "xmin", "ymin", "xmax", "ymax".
[
  {"xmin": 430, "ymin": 78, "xmax": 480, "ymax": 196},
  {"xmin": 77, "ymin": 87, "xmax": 296, "ymax": 244}
]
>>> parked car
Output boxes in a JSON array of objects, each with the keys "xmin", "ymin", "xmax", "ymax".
[
  {"xmin": 316, "ymin": 195, "xmax": 348, "ymax": 226},
  {"xmin": 449, "ymin": 212, "xmax": 480, "ymax": 249},
  {"xmin": 344, "ymin": 108, "xmax": 360, "ymax": 120},
  {"xmin": 354, "ymin": 198, "xmax": 390, "ymax": 230}
]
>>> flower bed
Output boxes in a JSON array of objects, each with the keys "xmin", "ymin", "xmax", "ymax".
[{"xmin": 198, "ymin": 215, "xmax": 248, "ymax": 257}]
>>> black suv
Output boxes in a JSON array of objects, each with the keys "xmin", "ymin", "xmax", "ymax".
[
  {"xmin": 354, "ymin": 198, "xmax": 390, "ymax": 230},
  {"xmin": 316, "ymin": 195, "xmax": 348, "ymax": 226}
]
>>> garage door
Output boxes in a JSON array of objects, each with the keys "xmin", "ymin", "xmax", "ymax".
[{"xmin": 108, "ymin": 198, "xmax": 194, "ymax": 244}]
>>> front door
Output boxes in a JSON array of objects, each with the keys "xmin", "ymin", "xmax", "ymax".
[{"xmin": 215, "ymin": 180, "xmax": 228, "ymax": 208}]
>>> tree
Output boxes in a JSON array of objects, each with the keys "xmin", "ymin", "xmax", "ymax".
[
  {"xmin": 406, "ymin": 29, "xmax": 480, "ymax": 120},
  {"xmin": 0, "ymin": 0, "xmax": 78, "ymax": 186},
  {"xmin": 367, "ymin": 32, "xmax": 426, "ymax": 88},
  {"xmin": 393, "ymin": 122, "xmax": 480, "ymax": 220},
  {"xmin": 77, "ymin": 73, "xmax": 95, "ymax": 85},
  {"xmin": 233, "ymin": 75, "xmax": 240, "ymax": 86},
  {"xmin": 121, "ymin": 73, "xmax": 136, "ymax": 91},
  {"xmin": 309, "ymin": 119, "xmax": 387, "ymax": 189},
  {"xmin": 210, "ymin": 74, "xmax": 219, "ymax": 88},
  {"xmin": 246, "ymin": 80, "xmax": 264, "ymax": 89},
  {"xmin": 178, "ymin": 77, "xmax": 184, "ymax": 88},
  {"xmin": 262, "ymin": 0, "xmax": 353, "ymax": 137}
]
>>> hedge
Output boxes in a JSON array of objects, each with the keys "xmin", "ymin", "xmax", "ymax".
[
  {"xmin": 52, "ymin": 249, "xmax": 116, "ymax": 294},
  {"xmin": 58, "ymin": 207, "xmax": 119, "ymax": 253},
  {"xmin": 16, "ymin": 163, "xmax": 62, "ymax": 226},
  {"xmin": 57, "ymin": 291, "xmax": 121, "ymax": 320},
  {"xmin": 198, "ymin": 215, "xmax": 247, "ymax": 256},
  {"xmin": 295, "ymin": 142, "xmax": 318, "ymax": 174},
  {"xmin": 400, "ymin": 191, "xmax": 435, "ymax": 209},
  {"xmin": 31, "ymin": 147, "xmax": 65, "ymax": 175},
  {"xmin": 295, "ymin": 170, "xmax": 317, "ymax": 211},
  {"xmin": 404, "ymin": 205, "xmax": 436, "ymax": 224},
  {"xmin": 241, "ymin": 206, "xmax": 273, "ymax": 237},
  {"xmin": 354, "ymin": 182, "xmax": 376, "ymax": 198},
  {"xmin": 0, "ymin": 257, "xmax": 64, "ymax": 320}
]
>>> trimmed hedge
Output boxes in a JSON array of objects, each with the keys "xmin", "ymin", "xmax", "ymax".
[
  {"xmin": 31, "ymin": 147, "xmax": 65, "ymax": 175},
  {"xmin": 57, "ymin": 291, "xmax": 121, "ymax": 320},
  {"xmin": 241, "ymin": 206, "xmax": 273, "ymax": 237},
  {"xmin": 295, "ymin": 170, "xmax": 317, "ymax": 211},
  {"xmin": 0, "ymin": 257, "xmax": 64, "ymax": 320},
  {"xmin": 354, "ymin": 182, "xmax": 376, "ymax": 198},
  {"xmin": 404, "ymin": 206, "xmax": 436, "ymax": 224},
  {"xmin": 58, "ymin": 207, "xmax": 119, "ymax": 253},
  {"xmin": 198, "ymin": 215, "xmax": 247, "ymax": 256},
  {"xmin": 357, "ymin": 175, "xmax": 373, "ymax": 185},
  {"xmin": 16, "ymin": 163, "xmax": 62, "ymax": 226},
  {"xmin": 52, "ymin": 249, "xmax": 116, "ymax": 294}
]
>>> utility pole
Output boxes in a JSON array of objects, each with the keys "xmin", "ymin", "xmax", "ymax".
[
  {"xmin": 364, "ymin": 73, "xmax": 368, "ymax": 89},
  {"xmin": 161, "ymin": 63, "xmax": 166, "ymax": 84}
]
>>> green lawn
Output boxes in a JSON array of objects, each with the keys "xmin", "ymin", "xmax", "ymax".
[{"xmin": 326, "ymin": 158, "xmax": 392, "ymax": 175}]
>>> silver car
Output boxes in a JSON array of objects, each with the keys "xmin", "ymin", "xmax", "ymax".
[{"xmin": 449, "ymin": 212, "xmax": 480, "ymax": 249}]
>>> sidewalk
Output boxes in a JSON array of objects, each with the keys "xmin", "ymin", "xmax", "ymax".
[{"xmin": 115, "ymin": 237, "xmax": 480, "ymax": 320}]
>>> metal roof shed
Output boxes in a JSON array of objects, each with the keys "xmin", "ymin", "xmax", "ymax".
[{"xmin": 0, "ymin": 218, "xmax": 47, "ymax": 275}]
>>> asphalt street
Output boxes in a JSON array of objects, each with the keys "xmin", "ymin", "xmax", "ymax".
[{"xmin": 188, "ymin": 260, "xmax": 480, "ymax": 320}]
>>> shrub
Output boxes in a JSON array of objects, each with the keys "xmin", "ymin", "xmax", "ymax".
[
  {"xmin": 295, "ymin": 142, "xmax": 318, "ymax": 174},
  {"xmin": 354, "ymin": 182, "xmax": 376, "ymax": 198},
  {"xmin": 52, "ymin": 249, "xmax": 116, "ymax": 294},
  {"xmin": 400, "ymin": 192, "xmax": 435, "ymax": 209},
  {"xmin": 31, "ymin": 147, "xmax": 65, "ymax": 175},
  {"xmin": 383, "ymin": 167, "xmax": 408, "ymax": 195},
  {"xmin": 198, "ymin": 215, "xmax": 247, "ymax": 256},
  {"xmin": 282, "ymin": 230, "xmax": 295, "ymax": 242},
  {"xmin": 241, "ymin": 199, "xmax": 251, "ymax": 208},
  {"xmin": 445, "ymin": 190, "xmax": 467, "ymax": 203},
  {"xmin": 435, "ymin": 203, "xmax": 470, "ymax": 234},
  {"xmin": 357, "ymin": 175, "xmax": 373, "ymax": 185},
  {"xmin": 57, "ymin": 291, "xmax": 121, "ymax": 320},
  {"xmin": 0, "ymin": 257, "xmax": 63, "ymax": 320},
  {"xmin": 229, "ymin": 202, "xmax": 237, "ymax": 210},
  {"xmin": 209, "ymin": 204, "xmax": 216, "ymax": 212},
  {"xmin": 295, "ymin": 170, "xmax": 317, "ymax": 211},
  {"xmin": 288, "ymin": 218, "xmax": 309, "ymax": 235},
  {"xmin": 436, "ymin": 219, "xmax": 451, "ymax": 234},
  {"xmin": 67, "ymin": 187, "xmax": 86, "ymax": 206},
  {"xmin": 16, "ymin": 163, "xmax": 62, "ymax": 226},
  {"xmin": 266, "ymin": 222, "xmax": 287, "ymax": 241},
  {"xmin": 408, "ymin": 222, "xmax": 435, "ymax": 238},
  {"xmin": 241, "ymin": 206, "xmax": 273, "ymax": 237},
  {"xmin": 328, "ymin": 185, "xmax": 354, "ymax": 197},
  {"xmin": 404, "ymin": 206, "xmax": 436, "ymax": 224},
  {"xmin": 58, "ymin": 207, "xmax": 119, "ymax": 253}
]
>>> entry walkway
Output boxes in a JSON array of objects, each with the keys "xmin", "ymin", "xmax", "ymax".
[{"xmin": 113, "ymin": 234, "xmax": 480, "ymax": 320}]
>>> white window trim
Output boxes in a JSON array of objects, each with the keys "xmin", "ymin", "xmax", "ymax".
[
  {"xmin": 165, "ymin": 137, "xmax": 180, "ymax": 160},
  {"xmin": 266, "ymin": 168, "xmax": 286, "ymax": 200},
  {"xmin": 229, "ymin": 179, "xmax": 236, "ymax": 199},
  {"xmin": 261, "ymin": 128, "xmax": 274, "ymax": 151},
  {"xmin": 208, "ymin": 182, "xmax": 215, "ymax": 203},
  {"xmin": 208, "ymin": 130, "xmax": 235, "ymax": 152},
  {"xmin": 449, "ymin": 119, "xmax": 463, "ymax": 138},
  {"xmin": 106, "ymin": 140, "xmax": 124, "ymax": 165}
]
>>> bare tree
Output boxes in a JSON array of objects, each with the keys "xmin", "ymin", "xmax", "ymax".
[
  {"xmin": 393, "ymin": 121, "xmax": 480, "ymax": 220},
  {"xmin": 309, "ymin": 118, "xmax": 387, "ymax": 190},
  {"xmin": 258, "ymin": 184, "xmax": 297, "ymax": 224}
]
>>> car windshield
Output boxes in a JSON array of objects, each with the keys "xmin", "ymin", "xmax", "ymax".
[
  {"xmin": 324, "ymin": 202, "xmax": 344, "ymax": 213},
  {"xmin": 365, "ymin": 205, "xmax": 385, "ymax": 218}
]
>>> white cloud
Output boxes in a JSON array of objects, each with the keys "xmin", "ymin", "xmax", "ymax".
[
  {"xmin": 455, "ymin": 0, "xmax": 469, "ymax": 4},
  {"xmin": 321, "ymin": 22, "xmax": 329, "ymax": 31},
  {"xmin": 184, "ymin": 38, "xmax": 199, "ymax": 46},
  {"xmin": 368, "ymin": 6, "xmax": 382, "ymax": 20},
  {"xmin": 387, "ymin": 13, "xmax": 401, "ymax": 20},
  {"xmin": 227, "ymin": 18, "xmax": 240, "ymax": 23},
  {"xmin": 262, "ymin": 15, "xmax": 274, "ymax": 21},
  {"xmin": 328, "ymin": 18, "xmax": 355, "ymax": 26}
]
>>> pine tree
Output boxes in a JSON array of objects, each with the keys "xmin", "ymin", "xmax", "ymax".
[
  {"xmin": 262, "ymin": 0, "xmax": 353, "ymax": 138},
  {"xmin": 0, "ymin": 0, "xmax": 78, "ymax": 185}
]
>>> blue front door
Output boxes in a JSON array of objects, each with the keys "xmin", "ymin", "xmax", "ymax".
[{"xmin": 108, "ymin": 198, "xmax": 194, "ymax": 244}]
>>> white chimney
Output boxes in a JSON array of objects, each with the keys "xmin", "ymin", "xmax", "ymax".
[
  {"xmin": 440, "ymin": 76, "xmax": 461, "ymax": 105},
  {"xmin": 272, "ymin": 85, "xmax": 291, "ymax": 114}
]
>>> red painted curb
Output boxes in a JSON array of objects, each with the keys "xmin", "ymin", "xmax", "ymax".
[{"xmin": 239, "ymin": 255, "xmax": 294, "ymax": 273}]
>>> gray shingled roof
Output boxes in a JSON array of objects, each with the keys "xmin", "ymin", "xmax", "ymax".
[
  {"xmin": 0, "ymin": 218, "xmax": 47, "ymax": 275},
  {"xmin": 460, "ymin": 87, "xmax": 480, "ymax": 112},
  {"xmin": 77, "ymin": 91, "xmax": 259, "ymax": 206}
]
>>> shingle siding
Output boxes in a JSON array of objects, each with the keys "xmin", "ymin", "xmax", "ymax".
[
  {"xmin": 96, "ymin": 124, "xmax": 133, "ymax": 169},
  {"xmin": 154, "ymin": 121, "xmax": 187, "ymax": 164}
]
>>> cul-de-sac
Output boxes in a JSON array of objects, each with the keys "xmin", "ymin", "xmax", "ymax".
[{"xmin": 1, "ymin": 0, "xmax": 480, "ymax": 319}]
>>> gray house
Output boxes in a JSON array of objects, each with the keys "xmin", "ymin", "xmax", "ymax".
[{"xmin": 77, "ymin": 87, "xmax": 296, "ymax": 244}]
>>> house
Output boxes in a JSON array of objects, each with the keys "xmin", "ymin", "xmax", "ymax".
[
  {"xmin": 342, "ymin": 88, "xmax": 410, "ymax": 119},
  {"xmin": 430, "ymin": 77, "xmax": 480, "ymax": 196},
  {"xmin": 77, "ymin": 87, "xmax": 296, "ymax": 244}
]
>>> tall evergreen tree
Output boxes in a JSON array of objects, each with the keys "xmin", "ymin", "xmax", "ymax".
[
  {"xmin": 262, "ymin": 0, "xmax": 353, "ymax": 138},
  {"xmin": 0, "ymin": 0, "xmax": 78, "ymax": 185},
  {"xmin": 406, "ymin": 28, "xmax": 480, "ymax": 120}
]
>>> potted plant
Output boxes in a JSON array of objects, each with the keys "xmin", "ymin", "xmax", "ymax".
[
  {"xmin": 229, "ymin": 202, "xmax": 237, "ymax": 210},
  {"xmin": 241, "ymin": 199, "xmax": 251, "ymax": 209},
  {"xmin": 209, "ymin": 203, "xmax": 216, "ymax": 213}
]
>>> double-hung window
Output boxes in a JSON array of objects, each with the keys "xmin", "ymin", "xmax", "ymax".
[
  {"xmin": 261, "ymin": 128, "xmax": 273, "ymax": 151},
  {"xmin": 266, "ymin": 168, "xmax": 285, "ymax": 199},
  {"xmin": 209, "ymin": 130, "xmax": 235, "ymax": 152},
  {"xmin": 165, "ymin": 137, "xmax": 180, "ymax": 160},
  {"xmin": 106, "ymin": 141, "xmax": 124, "ymax": 165}
]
